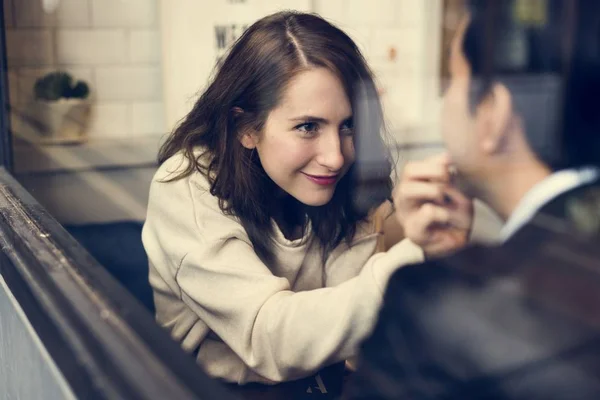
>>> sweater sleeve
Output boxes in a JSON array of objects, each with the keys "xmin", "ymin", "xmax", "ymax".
[{"xmin": 144, "ymin": 159, "xmax": 424, "ymax": 383}]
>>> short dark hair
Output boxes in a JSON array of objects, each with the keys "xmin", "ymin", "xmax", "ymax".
[
  {"xmin": 158, "ymin": 12, "xmax": 390, "ymax": 265},
  {"xmin": 463, "ymin": 0, "xmax": 600, "ymax": 170}
]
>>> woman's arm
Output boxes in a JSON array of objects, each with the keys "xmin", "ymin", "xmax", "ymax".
[{"xmin": 174, "ymin": 236, "xmax": 422, "ymax": 383}]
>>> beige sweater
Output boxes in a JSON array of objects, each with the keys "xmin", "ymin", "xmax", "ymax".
[{"xmin": 142, "ymin": 153, "xmax": 424, "ymax": 384}]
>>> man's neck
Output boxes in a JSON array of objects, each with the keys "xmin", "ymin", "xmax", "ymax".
[{"xmin": 480, "ymin": 160, "xmax": 552, "ymax": 222}]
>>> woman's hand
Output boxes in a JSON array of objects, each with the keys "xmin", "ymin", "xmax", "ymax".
[{"xmin": 393, "ymin": 153, "xmax": 473, "ymax": 258}]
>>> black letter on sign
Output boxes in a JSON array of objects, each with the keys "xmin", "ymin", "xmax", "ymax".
[{"xmin": 215, "ymin": 26, "xmax": 227, "ymax": 49}]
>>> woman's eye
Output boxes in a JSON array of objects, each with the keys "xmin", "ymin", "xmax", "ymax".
[
  {"xmin": 295, "ymin": 122, "xmax": 319, "ymax": 134},
  {"xmin": 340, "ymin": 120, "xmax": 354, "ymax": 136}
]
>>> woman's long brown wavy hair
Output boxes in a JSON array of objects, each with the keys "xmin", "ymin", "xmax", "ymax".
[{"xmin": 158, "ymin": 11, "xmax": 392, "ymax": 265}]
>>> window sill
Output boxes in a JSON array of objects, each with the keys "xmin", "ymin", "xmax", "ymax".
[{"xmin": 14, "ymin": 135, "xmax": 163, "ymax": 175}]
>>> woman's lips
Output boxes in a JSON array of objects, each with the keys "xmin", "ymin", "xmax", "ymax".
[{"xmin": 302, "ymin": 173, "xmax": 339, "ymax": 186}]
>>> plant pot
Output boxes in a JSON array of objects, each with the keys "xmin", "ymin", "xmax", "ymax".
[{"xmin": 17, "ymin": 98, "xmax": 91, "ymax": 145}]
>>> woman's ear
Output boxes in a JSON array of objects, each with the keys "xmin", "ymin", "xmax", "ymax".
[
  {"xmin": 231, "ymin": 107, "xmax": 258, "ymax": 149},
  {"xmin": 240, "ymin": 131, "xmax": 258, "ymax": 149}
]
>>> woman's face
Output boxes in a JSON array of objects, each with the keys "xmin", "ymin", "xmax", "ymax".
[{"xmin": 244, "ymin": 67, "xmax": 355, "ymax": 206}]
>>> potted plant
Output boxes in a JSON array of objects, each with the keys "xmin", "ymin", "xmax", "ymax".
[{"xmin": 28, "ymin": 71, "xmax": 91, "ymax": 144}]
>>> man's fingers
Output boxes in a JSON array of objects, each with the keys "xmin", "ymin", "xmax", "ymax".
[
  {"xmin": 394, "ymin": 182, "xmax": 447, "ymax": 209},
  {"xmin": 405, "ymin": 203, "xmax": 471, "ymax": 242},
  {"xmin": 402, "ymin": 160, "xmax": 451, "ymax": 183},
  {"xmin": 395, "ymin": 182, "xmax": 473, "ymax": 210},
  {"xmin": 441, "ymin": 186, "xmax": 474, "ymax": 211},
  {"xmin": 405, "ymin": 203, "xmax": 450, "ymax": 241},
  {"xmin": 445, "ymin": 207, "xmax": 473, "ymax": 231},
  {"xmin": 424, "ymin": 152, "xmax": 452, "ymax": 165},
  {"xmin": 425, "ymin": 234, "xmax": 464, "ymax": 255}
]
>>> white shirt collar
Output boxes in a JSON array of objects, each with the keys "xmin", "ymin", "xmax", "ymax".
[{"xmin": 500, "ymin": 167, "xmax": 600, "ymax": 241}]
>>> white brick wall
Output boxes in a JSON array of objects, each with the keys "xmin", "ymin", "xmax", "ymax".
[
  {"xmin": 131, "ymin": 102, "xmax": 167, "ymax": 136},
  {"xmin": 130, "ymin": 30, "xmax": 161, "ymax": 63},
  {"xmin": 4, "ymin": 0, "xmax": 164, "ymax": 139},
  {"xmin": 88, "ymin": 103, "xmax": 130, "ymax": 138},
  {"xmin": 14, "ymin": 0, "xmax": 90, "ymax": 28},
  {"xmin": 314, "ymin": 0, "xmax": 345, "ymax": 22},
  {"xmin": 55, "ymin": 30, "xmax": 128, "ymax": 65},
  {"xmin": 91, "ymin": 0, "xmax": 158, "ymax": 28},
  {"xmin": 258, "ymin": 0, "xmax": 312, "ymax": 15},
  {"xmin": 95, "ymin": 67, "xmax": 162, "ymax": 101},
  {"xmin": 344, "ymin": 0, "xmax": 398, "ymax": 26},
  {"xmin": 370, "ymin": 28, "xmax": 422, "ymax": 61},
  {"xmin": 396, "ymin": 0, "xmax": 426, "ymax": 27},
  {"xmin": 6, "ymin": 30, "xmax": 54, "ymax": 66}
]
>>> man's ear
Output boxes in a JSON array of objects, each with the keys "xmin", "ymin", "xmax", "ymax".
[
  {"xmin": 475, "ymin": 83, "xmax": 513, "ymax": 155},
  {"xmin": 231, "ymin": 107, "xmax": 258, "ymax": 149}
]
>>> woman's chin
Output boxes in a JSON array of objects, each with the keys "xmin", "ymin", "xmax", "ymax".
[{"xmin": 292, "ymin": 191, "xmax": 334, "ymax": 207}]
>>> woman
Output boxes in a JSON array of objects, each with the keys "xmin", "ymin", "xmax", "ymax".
[{"xmin": 142, "ymin": 11, "xmax": 469, "ymax": 385}]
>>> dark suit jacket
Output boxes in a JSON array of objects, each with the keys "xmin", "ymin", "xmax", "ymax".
[{"xmin": 345, "ymin": 180, "xmax": 600, "ymax": 399}]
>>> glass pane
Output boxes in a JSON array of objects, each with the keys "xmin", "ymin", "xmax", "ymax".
[
  {"xmin": 2, "ymin": 0, "xmax": 504, "ymax": 317},
  {"xmin": 3, "ymin": 0, "xmax": 469, "ymax": 304},
  {"xmin": 5, "ymin": 0, "xmax": 600, "ymax": 397}
]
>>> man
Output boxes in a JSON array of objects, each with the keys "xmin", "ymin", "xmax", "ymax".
[{"xmin": 345, "ymin": 0, "xmax": 600, "ymax": 398}]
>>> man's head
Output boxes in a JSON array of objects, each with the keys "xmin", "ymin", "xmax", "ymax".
[{"xmin": 442, "ymin": 0, "xmax": 600, "ymax": 216}]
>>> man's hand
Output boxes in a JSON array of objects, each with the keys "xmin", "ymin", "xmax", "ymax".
[{"xmin": 393, "ymin": 153, "xmax": 474, "ymax": 258}]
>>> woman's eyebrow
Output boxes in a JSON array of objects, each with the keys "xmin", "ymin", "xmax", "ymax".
[
  {"xmin": 289, "ymin": 114, "xmax": 353, "ymax": 124},
  {"xmin": 289, "ymin": 115, "xmax": 329, "ymax": 123}
]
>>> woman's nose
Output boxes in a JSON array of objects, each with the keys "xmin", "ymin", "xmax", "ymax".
[{"xmin": 315, "ymin": 130, "xmax": 345, "ymax": 172}]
